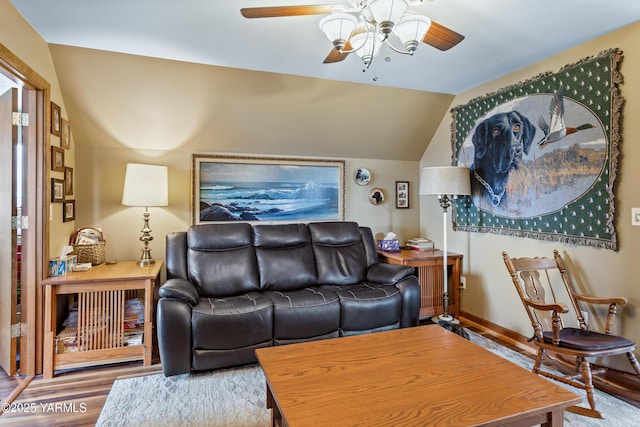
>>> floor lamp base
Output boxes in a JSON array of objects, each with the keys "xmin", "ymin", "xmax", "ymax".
[
  {"xmin": 431, "ymin": 315, "xmax": 469, "ymax": 340},
  {"xmin": 431, "ymin": 314, "xmax": 460, "ymax": 325}
]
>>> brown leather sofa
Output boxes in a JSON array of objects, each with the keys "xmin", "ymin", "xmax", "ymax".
[{"xmin": 157, "ymin": 221, "xmax": 420, "ymax": 376}]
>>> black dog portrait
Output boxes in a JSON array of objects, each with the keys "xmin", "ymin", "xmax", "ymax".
[{"xmin": 470, "ymin": 111, "xmax": 535, "ymax": 207}]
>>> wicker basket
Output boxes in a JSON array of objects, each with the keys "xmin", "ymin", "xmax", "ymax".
[{"xmin": 72, "ymin": 241, "xmax": 106, "ymax": 265}]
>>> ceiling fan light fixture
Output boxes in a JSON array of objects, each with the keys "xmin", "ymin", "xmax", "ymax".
[
  {"xmin": 319, "ymin": 14, "xmax": 358, "ymax": 51},
  {"xmin": 350, "ymin": 29, "xmax": 383, "ymax": 67},
  {"xmin": 367, "ymin": 0, "xmax": 408, "ymax": 35},
  {"xmin": 394, "ymin": 14, "xmax": 431, "ymax": 53}
]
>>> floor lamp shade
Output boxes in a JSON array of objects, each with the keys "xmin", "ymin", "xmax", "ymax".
[
  {"xmin": 122, "ymin": 163, "xmax": 169, "ymax": 207},
  {"xmin": 419, "ymin": 166, "xmax": 470, "ymax": 324},
  {"xmin": 122, "ymin": 163, "xmax": 168, "ymax": 265},
  {"xmin": 419, "ymin": 166, "xmax": 470, "ymax": 197}
]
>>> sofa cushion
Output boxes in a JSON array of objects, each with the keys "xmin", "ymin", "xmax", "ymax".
[
  {"xmin": 254, "ymin": 224, "xmax": 317, "ymax": 290},
  {"xmin": 322, "ymin": 283, "xmax": 402, "ymax": 333},
  {"xmin": 187, "ymin": 223, "xmax": 260, "ymax": 297},
  {"xmin": 309, "ymin": 222, "xmax": 367, "ymax": 285},
  {"xmin": 264, "ymin": 288, "xmax": 340, "ymax": 343},
  {"xmin": 191, "ymin": 292, "xmax": 273, "ymax": 350}
]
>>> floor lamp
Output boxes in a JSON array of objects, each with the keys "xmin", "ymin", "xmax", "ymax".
[
  {"xmin": 122, "ymin": 163, "xmax": 168, "ymax": 266},
  {"xmin": 419, "ymin": 166, "xmax": 470, "ymax": 323}
]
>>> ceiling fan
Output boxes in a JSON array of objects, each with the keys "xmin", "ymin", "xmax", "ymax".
[{"xmin": 240, "ymin": 0, "xmax": 465, "ymax": 68}]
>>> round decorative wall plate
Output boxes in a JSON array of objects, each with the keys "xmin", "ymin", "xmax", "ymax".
[
  {"xmin": 353, "ymin": 168, "xmax": 371, "ymax": 185},
  {"xmin": 369, "ymin": 188, "xmax": 385, "ymax": 205}
]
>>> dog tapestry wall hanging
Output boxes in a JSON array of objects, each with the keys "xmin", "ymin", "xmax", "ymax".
[{"xmin": 452, "ymin": 48, "xmax": 622, "ymax": 250}]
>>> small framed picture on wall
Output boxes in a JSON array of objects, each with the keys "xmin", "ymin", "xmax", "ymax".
[
  {"xmin": 64, "ymin": 166, "xmax": 73, "ymax": 196},
  {"xmin": 51, "ymin": 102, "xmax": 61, "ymax": 136},
  {"xmin": 63, "ymin": 200, "xmax": 75, "ymax": 222},
  {"xmin": 61, "ymin": 119, "xmax": 71, "ymax": 149},
  {"xmin": 396, "ymin": 181, "xmax": 410, "ymax": 209},
  {"xmin": 51, "ymin": 178, "xmax": 64, "ymax": 202},
  {"xmin": 51, "ymin": 146, "xmax": 65, "ymax": 172}
]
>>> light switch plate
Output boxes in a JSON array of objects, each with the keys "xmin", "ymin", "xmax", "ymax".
[{"xmin": 633, "ymin": 208, "xmax": 640, "ymax": 226}]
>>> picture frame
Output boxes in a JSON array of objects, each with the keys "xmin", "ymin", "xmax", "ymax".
[
  {"xmin": 64, "ymin": 166, "xmax": 73, "ymax": 196},
  {"xmin": 369, "ymin": 188, "xmax": 385, "ymax": 205},
  {"xmin": 51, "ymin": 178, "xmax": 64, "ymax": 202},
  {"xmin": 63, "ymin": 200, "xmax": 75, "ymax": 222},
  {"xmin": 51, "ymin": 102, "xmax": 61, "ymax": 136},
  {"xmin": 395, "ymin": 181, "xmax": 409, "ymax": 209},
  {"xmin": 192, "ymin": 154, "xmax": 345, "ymax": 224},
  {"xmin": 61, "ymin": 118, "xmax": 71, "ymax": 149},
  {"xmin": 51, "ymin": 146, "xmax": 65, "ymax": 172}
]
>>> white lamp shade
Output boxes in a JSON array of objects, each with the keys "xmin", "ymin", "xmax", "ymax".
[
  {"xmin": 419, "ymin": 166, "xmax": 471, "ymax": 196},
  {"xmin": 122, "ymin": 163, "xmax": 169, "ymax": 207},
  {"xmin": 350, "ymin": 29, "xmax": 383, "ymax": 60},
  {"xmin": 367, "ymin": 0, "xmax": 408, "ymax": 24},
  {"xmin": 393, "ymin": 14, "xmax": 431, "ymax": 48},
  {"xmin": 319, "ymin": 14, "xmax": 358, "ymax": 44}
]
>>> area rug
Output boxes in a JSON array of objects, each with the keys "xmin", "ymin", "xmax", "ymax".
[{"xmin": 96, "ymin": 330, "xmax": 640, "ymax": 426}]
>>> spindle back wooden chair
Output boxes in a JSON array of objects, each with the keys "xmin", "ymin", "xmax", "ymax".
[{"xmin": 502, "ymin": 250, "xmax": 640, "ymax": 418}]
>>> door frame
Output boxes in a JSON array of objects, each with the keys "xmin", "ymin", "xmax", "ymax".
[{"xmin": 0, "ymin": 43, "xmax": 50, "ymax": 376}]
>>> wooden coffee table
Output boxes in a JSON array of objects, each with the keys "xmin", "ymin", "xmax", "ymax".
[{"xmin": 255, "ymin": 325, "xmax": 581, "ymax": 426}]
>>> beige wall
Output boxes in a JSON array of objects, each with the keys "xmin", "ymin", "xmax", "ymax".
[
  {"xmin": 0, "ymin": 0, "xmax": 74, "ymax": 263},
  {"xmin": 75, "ymin": 144, "xmax": 421, "ymax": 264},
  {"xmin": 4, "ymin": 0, "xmax": 638, "ymax": 370},
  {"xmin": 44, "ymin": 45, "xmax": 438, "ymax": 263},
  {"xmin": 421, "ymin": 22, "xmax": 640, "ymax": 368}
]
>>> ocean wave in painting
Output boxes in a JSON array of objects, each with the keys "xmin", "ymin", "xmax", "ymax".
[{"xmin": 200, "ymin": 181, "xmax": 339, "ymax": 221}]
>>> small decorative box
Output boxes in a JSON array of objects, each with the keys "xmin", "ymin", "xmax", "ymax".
[
  {"xmin": 49, "ymin": 255, "xmax": 77, "ymax": 276},
  {"xmin": 377, "ymin": 239, "xmax": 400, "ymax": 252}
]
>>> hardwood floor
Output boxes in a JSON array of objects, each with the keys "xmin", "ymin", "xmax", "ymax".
[
  {"xmin": 0, "ymin": 322, "xmax": 637, "ymax": 426},
  {"xmin": 0, "ymin": 361, "xmax": 162, "ymax": 426}
]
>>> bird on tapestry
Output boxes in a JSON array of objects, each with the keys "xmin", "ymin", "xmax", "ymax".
[{"xmin": 537, "ymin": 90, "xmax": 595, "ymax": 149}]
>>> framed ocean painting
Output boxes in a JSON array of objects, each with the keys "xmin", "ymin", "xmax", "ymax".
[{"xmin": 192, "ymin": 154, "xmax": 345, "ymax": 224}]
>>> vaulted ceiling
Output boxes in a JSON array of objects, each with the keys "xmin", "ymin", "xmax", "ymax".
[
  {"xmin": 10, "ymin": 0, "xmax": 640, "ymax": 94},
  {"xmin": 9, "ymin": 0, "xmax": 640, "ymax": 160}
]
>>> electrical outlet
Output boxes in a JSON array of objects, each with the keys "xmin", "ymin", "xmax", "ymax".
[
  {"xmin": 633, "ymin": 208, "xmax": 640, "ymax": 226},
  {"xmin": 460, "ymin": 276, "xmax": 467, "ymax": 289}
]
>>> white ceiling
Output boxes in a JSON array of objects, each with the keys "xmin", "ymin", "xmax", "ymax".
[{"xmin": 9, "ymin": 0, "xmax": 640, "ymax": 94}]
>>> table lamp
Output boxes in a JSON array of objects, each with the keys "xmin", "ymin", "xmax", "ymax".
[
  {"xmin": 419, "ymin": 166, "xmax": 470, "ymax": 323},
  {"xmin": 122, "ymin": 163, "xmax": 168, "ymax": 265}
]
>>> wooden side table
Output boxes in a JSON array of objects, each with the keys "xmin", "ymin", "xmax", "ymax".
[
  {"xmin": 41, "ymin": 261, "xmax": 163, "ymax": 379},
  {"xmin": 377, "ymin": 249, "xmax": 463, "ymax": 319}
]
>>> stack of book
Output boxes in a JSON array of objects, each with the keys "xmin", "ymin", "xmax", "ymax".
[
  {"xmin": 406, "ymin": 238, "xmax": 434, "ymax": 251},
  {"xmin": 123, "ymin": 298, "xmax": 144, "ymax": 346}
]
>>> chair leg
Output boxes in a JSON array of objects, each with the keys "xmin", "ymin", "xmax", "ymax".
[
  {"xmin": 533, "ymin": 348, "xmax": 545, "ymax": 374},
  {"xmin": 579, "ymin": 357, "xmax": 597, "ymax": 411},
  {"xmin": 627, "ymin": 352, "xmax": 640, "ymax": 376}
]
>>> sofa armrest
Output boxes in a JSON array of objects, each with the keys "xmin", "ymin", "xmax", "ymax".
[
  {"xmin": 367, "ymin": 263, "xmax": 415, "ymax": 285},
  {"xmin": 157, "ymin": 298, "xmax": 193, "ymax": 376},
  {"xmin": 158, "ymin": 278, "xmax": 199, "ymax": 306}
]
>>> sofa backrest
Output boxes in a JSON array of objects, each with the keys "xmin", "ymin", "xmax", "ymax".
[
  {"xmin": 308, "ymin": 221, "xmax": 368, "ymax": 285},
  {"xmin": 186, "ymin": 223, "xmax": 260, "ymax": 297},
  {"xmin": 253, "ymin": 223, "xmax": 317, "ymax": 291},
  {"xmin": 165, "ymin": 221, "xmax": 376, "ymax": 296}
]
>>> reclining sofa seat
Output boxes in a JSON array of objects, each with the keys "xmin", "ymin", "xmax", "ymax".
[{"xmin": 157, "ymin": 221, "xmax": 420, "ymax": 376}]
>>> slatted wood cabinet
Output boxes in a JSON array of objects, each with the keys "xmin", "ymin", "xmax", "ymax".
[
  {"xmin": 377, "ymin": 249, "xmax": 463, "ymax": 319},
  {"xmin": 41, "ymin": 261, "xmax": 162, "ymax": 379}
]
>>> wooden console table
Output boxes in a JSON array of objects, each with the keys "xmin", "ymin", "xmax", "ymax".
[
  {"xmin": 41, "ymin": 261, "xmax": 163, "ymax": 379},
  {"xmin": 378, "ymin": 249, "xmax": 463, "ymax": 319}
]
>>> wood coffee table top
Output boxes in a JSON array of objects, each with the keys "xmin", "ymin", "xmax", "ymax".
[{"xmin": 256, "ymin": 325, "xmax": 581, "ymax": 426}]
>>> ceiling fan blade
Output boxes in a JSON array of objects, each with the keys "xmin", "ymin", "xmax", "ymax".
[
  {"xmin": 323, "ymin": 42, "xmax": 353, "ymax": 64},
  {"xmin": 241, "ymin": 5, "xmax": 337, "ymax": 19},
  {"xmin": 423, "ymin": 21, "xmax": 465, "ymax": 51}
]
